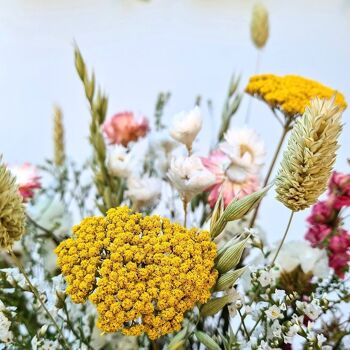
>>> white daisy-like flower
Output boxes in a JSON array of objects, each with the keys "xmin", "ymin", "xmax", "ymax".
[
  {"xmin": 272, "ymin": 241, "xmax": 330, "ymax": 278},
  {"xmin": 220, "ymin": 127, "xmax": 265, "ymax": 179},
  {"xmin": 107, "ymin": 145, "xmax": 132, "ymax": 178},
  {"xmin": 265, "ymin": 305, "xmax": 283, "ymax": 320},
  {"xmin": 126, "ymin": 176, "xmax": 161, "ymax": 210},
  {"xmin": 167, "ymin": 155, "xmax": 215, "ymax": 202},
  {"xmin": 271, "ymin": 289, "xmax": 286, "ymax": 303},
  {"xmin": 0, "ymin": 312, "xmax": 13, "ymax": 344},
  {"xmin": 283, "ymin": 323, "xmax": 300, "ymax": 344},
  {"xmin": 257, "ymin": 270, "xmax": 274, "ymax": 287},
  {"xmin": 304, "ymin": 300, "xmax": 323, "ymax": 321}
]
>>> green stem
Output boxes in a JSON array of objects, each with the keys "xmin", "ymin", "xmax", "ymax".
[
  {"xmin": 270, "ymin": 210, "xmax": 295, "ymax": 267},
  {"xmin": 248, "ymin": 314, "xmax": 263, "ymax": 338},
  {"xmin": 183, "ymin": 199, "xmax": 188, "ymax": 227},
  {"xmin": 9, "ymin": 250, "xmax": 71, "ymax": 350},
  {"xmin": 245, "ymin": 51, "xmax": 261, "ymax": 124},
  {"xmin": 151, "ymin": 340, "xmax": 160, "ymax": 350},
  {"xmin": 238, "ymin": 309, "xmax": 249, "ymax": 340},
  {"xmin": 249, "ymin": 118, "xmax": 291, "ymax": 228}
]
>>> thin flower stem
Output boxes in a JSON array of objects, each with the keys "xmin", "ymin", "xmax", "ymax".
[
  {"xmin": 26, "ymin": 213, "xmax": 54, "ymax": 236},
  {"xmin": 248, "ymin": 314, "xmax": 263, "ymax": 338},
  {"xmin": 9, "ymin": 250, "xmax": 71, "ymax": 350},
  {"xmin": 249, "ymin": 118, "xmax": 291, "ymax": 228},
  {"xmin": 187, "ymin": 144, "xmax": 193, "ymax": 156},
  {"xmin": 151, "ymin": 340, "xmax": 160, "ymax": 350},
  {"xmin": 270, "ymin": 210, "xmax": 295, "ymax": 267},
  {"xmin": 183, "ymin": 199, "xmax": 188, "ymax": 227},
  {"xmin": 238, "ymin": 309, "xmax": 250, "ymax": 340},
  {"xmin": 26, "ymin": 214, "xmax": 60, "ymax": 245},
  {"xmin": 245, "ymin": 51, "xmax": 261, "ymax": 124}
]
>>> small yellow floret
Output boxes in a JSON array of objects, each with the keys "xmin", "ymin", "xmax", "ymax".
[{"xmin": 55, "ymin": 207, "xmax": 217, "ymax": 339}]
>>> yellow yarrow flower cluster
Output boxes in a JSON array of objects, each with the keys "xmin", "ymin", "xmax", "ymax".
[
  {"xmin": 55, "ymin": 207, "xmax": 218, "ymax": 340},
  {"xmin": 245, "ymin": 74, "xmax": 347, "ymax": 118}
]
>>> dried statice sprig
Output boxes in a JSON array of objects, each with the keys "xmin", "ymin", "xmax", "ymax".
[
  {"xmin": 276, "ymin": 98, "xmax": 343, "ymax": 211},
  {"xmin": 250, "ymin": 3, "xmax": 269, "ymax": 49},
  {"xmin": 0, "ymin": 156, "xmax": 26, "ymax": 250},
  {"xmin": 74, "ymin": 46, "xmax": 122, "ymax": 213}
]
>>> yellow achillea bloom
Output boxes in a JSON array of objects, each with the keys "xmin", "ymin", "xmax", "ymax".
[
  {"xmin": 245, "ymin": 74, "xmax": 347, "ymax": 118},
  {"xmin": 55, "ymin": 207, "xmax": 218, "ymax": 340}
]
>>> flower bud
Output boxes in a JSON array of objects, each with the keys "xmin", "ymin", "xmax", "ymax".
[
  {"xmin": 214, "ymin": 267, "xmax": 246, "ymax": 291},
  {"xmin": 194, "ymin": 331, "xmax": 221, "ymax": 350},
  {"xmin": 215, "ymin": 236, "xmax": 250, "ymax": 273},
  {"xmin": 200, "ymin": 295, "xmax": 230, "ymax": 317},
  {"xmin": 168, "ymin": 328, "xmax": 188, "ymax": 350},
  {"xmin": 211, "ymin": 186, "xmax": 270, "ymax": 238},
  {"xmin": 170, "ymin": 106, "xmax": 202, "ymax": 152}
]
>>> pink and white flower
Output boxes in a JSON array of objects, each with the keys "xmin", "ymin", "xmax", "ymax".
[
  {"xmin": 202, "ymin": 128, "xmax": 265, "ymax": 207},
  {"xmin": 103, "ymin": 111, "xmax": 149, "ymax": 146},
  {"xmin": 9, "ymin": 163, "xmax": 41, "ymax": 201}
]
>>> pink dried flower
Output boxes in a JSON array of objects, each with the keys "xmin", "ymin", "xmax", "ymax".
[
  {"xmin": 306, "ymin": 200, "xmax": 334, "ymax": 225},
  {"xmin": 103, "ymin": 111, "xmax": 149, "ymax": 146},
  {"xmin": 329, "ymin": 252, "xmax": 350, "ymax": 279},
  {"xmin": 202, "ymin": 128, "xmax": 264, "ymax": 207},
  {"xmin": 9, "ymin": 163, "xmax": 41, "ymax": 201},
  {"xmin": 328, "ymin": 171, "xmax": 350, "ymax": 209},
  {"xmin": 328, "ymin": 229, "xmax": 350, "ymax": 254},
  {"xmin": 305, "ymin": 224, "xmax": 332, "ymax": 248},
  {"xmin": 202, "ymin": 149, "xmax": 260, "ymax": 207},
  {"xmin": 305, "ymin": 170, "xmax": 350, "ymax": 278}
]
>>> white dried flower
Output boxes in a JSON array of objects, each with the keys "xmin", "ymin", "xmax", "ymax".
[
  {"xmin": 126, "ymin": 176, "xmax": 161, "ymax": 210},
  {"xmin": 272, "ymin": 241, "xmax": 330, "ymax": 278},
  {"xmin": 220, "ymin": 127, "xmax": 265, "ymax": 178},
  {"xmin": 0, "ymin": 312, "xmax": 13, "ymax": 344},
  {"xmin": 149, "ymin": 130, "xmax": 178, "ymax": 175},
  {"xmin": 304, "ymin": 300, "xmax": 323, "ymax": 321},
  {"xmin": 283, "ymin": 323, "xmax": 300, "ymax": 344},
  {"xmin": 167, "ymin": 155, "xmax": 215, "ymax": 202},
  {"xmin": 170, "ymin": 106, "xmax": 202, "ymax": 151},
  {"xmin": 317, "ymin": 334, "xmax": 327, "ymax": 346},
  {"xmin": 151, "ymin": 130, "xmax": 178, "ymax": 155},
  {"xmin": 271, "ymin": 289, "xmax": 286, "ymax": 303},
  {"xmin": 107, "ymin": 145, "xmax": 132, "ymax": 178},
  {"xmin": 268, "ymin": 320, "xmax": 282, "ymax": 340},
  {"xmin": 257, "ymin": 270, "xmax": 274, "ymax": 287},
  {"xmin": 265, "ymin": 305, "xmax": 283, "ymax": 320}
]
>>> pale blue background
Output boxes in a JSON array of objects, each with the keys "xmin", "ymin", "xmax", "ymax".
[{"xmin": 1, "ymin": 0, "xmax": 349, "ymax": 242}]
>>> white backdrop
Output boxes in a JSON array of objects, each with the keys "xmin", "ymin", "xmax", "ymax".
[{"xmin": 1, "ymin": 0, "xmax": 349, "ymax": 242}]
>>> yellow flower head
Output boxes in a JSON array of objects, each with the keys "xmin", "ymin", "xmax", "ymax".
[
  {"xmin": 245, "ymin": 74, "xmax": 347, "ymax": 118},
  {"xmin": 55, "ymin": 207, "xmax": 218, "ymax": 340}
]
